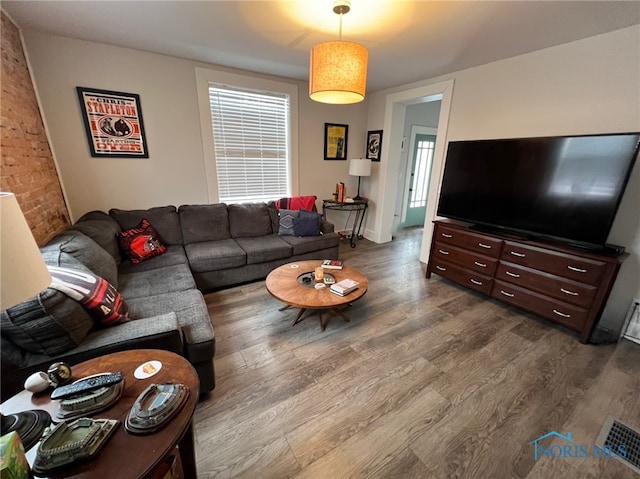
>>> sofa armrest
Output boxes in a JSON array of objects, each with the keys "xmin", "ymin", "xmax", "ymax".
[
  {"xmin": 74, "ymin": 312, "xmax": 183, "ymax": 355},
  {"xmin": 1, "ymin": 313, "xmax": 183, "ymax": 400},
  {"xmin": 320, "ymin": 218, "xmax": 335, "ymax": 234}
]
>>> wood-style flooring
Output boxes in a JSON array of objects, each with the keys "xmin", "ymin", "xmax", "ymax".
[{"xmin": 194, "ymin": 227, "xmax": 640, "ymax": 479}]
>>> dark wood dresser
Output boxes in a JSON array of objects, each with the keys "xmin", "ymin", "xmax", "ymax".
[{"xmin": 426, "ymin": 220, "xmax": 627, "ymax": 343}]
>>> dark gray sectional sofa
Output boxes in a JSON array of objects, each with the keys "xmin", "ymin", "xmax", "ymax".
[{"xmin": 1, "ymin": 201, "xmax": 339, "ymax": 399}]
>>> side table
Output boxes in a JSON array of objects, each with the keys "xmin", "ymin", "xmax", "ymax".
[
  {"xmin": 0, "ymin": 349, "xmax": 200, "ymax": 479},
  {"xmin": 322, "ymin": 198, "xmax": 368, "ymax": 248}
]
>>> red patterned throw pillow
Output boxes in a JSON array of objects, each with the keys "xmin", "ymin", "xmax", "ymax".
[
  {"xmin": 117, "ymin": 219, "xmax": 167, "ymax": 263},
  {"xmin": 48, "ymin": 266, "xmax": 129, "ymax": 327}
]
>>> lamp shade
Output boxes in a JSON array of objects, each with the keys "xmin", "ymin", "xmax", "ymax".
[
  {"xmin": 309, "ymin": 41, "xmax": 368, "ymax": 104},
  {"xmin": 0, "ymin": 192, "xmax": 51, "ymax": 310},
  {"xmin": 349, "ymin": 158, "xmax": 372, "ymax": 177}
]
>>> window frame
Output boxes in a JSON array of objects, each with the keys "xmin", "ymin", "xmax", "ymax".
[{"xmin": 195, "ymin": 67, "xmax": 299, "ymax": 204}]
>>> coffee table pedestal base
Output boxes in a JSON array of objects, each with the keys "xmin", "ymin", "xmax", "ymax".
[{"xmin": 278, "ymin": 304, "xmax": 352, "ymax": 331}]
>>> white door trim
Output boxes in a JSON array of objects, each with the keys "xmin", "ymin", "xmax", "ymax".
[{"xmin": 373, "ymin": 79, "xmax": 455, "ymax": 264}]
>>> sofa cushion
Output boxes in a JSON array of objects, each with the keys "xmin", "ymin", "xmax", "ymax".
[
  {"xmin": 235, "ymin": 235, "xmax": 293, "ymax": 265},
  {"xmin": 278, "ymin": 209, "xmax": 299, "ymax": 236},
  {"xmin": 118, "ymin": 264, "xmax": 196, "ymax": 300},
  {"xmin": 280, "ymin": 231, "xmax": 341, "ymax": 255},
  {"xmin": 42, "ymin": 231, "xmax": 118, "ymax": 287},
  {"xmin": 179, "ymin": 204, "xmax": 231, "ymax": 243},
  {"xmin": 228, "ymin": 203, "xmax": 273, "ymax": 238},
  {"xmin": 0, "ymin": 287, "xmax": 94, "ymax": 356},
  {"xmin": 126, "ymin": 289, "xmax": 214, "ymax": 362},
  {"xmin": 117, "ymin": 219, "xmax": 167, "ymax": 264},
  {"xmin": 110, "ymin": 206, "xmax": 183, "ymax": 245},
  {"xmin": 71, "ymin": 211, "xmax": 122, "ymax": 264},
  {"xmin": 267, "ymin": 202, "xmax": 280, "ymax": 233},
  {"xmin": 184, "ymin": 239, "xmax": 246, "ymax": 273},
  {"xmin": 117, "ymin": 245, "xmax": 188, "ymax": 274}
]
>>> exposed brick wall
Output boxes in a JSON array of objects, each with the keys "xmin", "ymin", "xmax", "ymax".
[{"xmin": 1, "ymin": 12, "xmax": 70, "ymax": 245}]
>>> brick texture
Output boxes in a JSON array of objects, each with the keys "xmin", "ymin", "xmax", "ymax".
[{"xmin": 1, "ymin": 12, "xmax": 70, "ymax": 245}]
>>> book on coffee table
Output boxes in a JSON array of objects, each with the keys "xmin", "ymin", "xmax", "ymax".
[
  {"xmin": 330, "ymin": 278, "xmax": 359, "ymax": 296},
  {"xmin": 321, "ymin": 259, "xmax": 344, "ymax": 270}
]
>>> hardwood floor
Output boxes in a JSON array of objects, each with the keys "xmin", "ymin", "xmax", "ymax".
[{"xmin": 194, "ymin": 227, "xmax": 640, "ymax": 478}]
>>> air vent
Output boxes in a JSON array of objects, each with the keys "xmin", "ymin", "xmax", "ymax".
[{"xmin": 596, "ymin": 416, "xmax": 640, "ymax": 475}]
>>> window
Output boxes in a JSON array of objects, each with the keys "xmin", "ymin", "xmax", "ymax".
[
  {"xmin": 409, "ymin": 138, "xmax": 435, "ymax": 208},
  {"xmin": 207, "ymin": 85, "xmax": 291, "ymax": 203}
]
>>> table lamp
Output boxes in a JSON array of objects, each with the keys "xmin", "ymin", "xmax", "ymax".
[
  {"xmin": 1, "ymin": 192, "xmax": 53, "ymax": 450},
  {"xmin": 348, "ymin": 158, "xmax": 371, "ymax": 200}
]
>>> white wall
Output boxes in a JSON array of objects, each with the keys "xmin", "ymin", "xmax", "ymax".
[
  {"xmin": 20, "ymin": 31, "xmax": 368, "ymax": 220},
  {"xmin": 367, "ymin": 25, "xmax": 640, "ymax": 334}
]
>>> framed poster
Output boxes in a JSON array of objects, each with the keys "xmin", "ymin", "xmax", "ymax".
[
  {"xmin": 366, "ymin": 130, "xmax": 383, "ymax": 162},
  {"xmin": 324, "ymin": 123, "xmax": 348, "ymax": 160},
  {"xmin": 76, "ymin": 87, "xmax": 149, "ymax": 158}
]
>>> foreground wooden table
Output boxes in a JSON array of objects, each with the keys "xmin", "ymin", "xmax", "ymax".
[
  {"xmin": 1, "ymin": 349, "xmax": 199, "ymax": 479},
  {"xmin": 266, "ymin": 260, "xmax": 368, "ymax": 330}
]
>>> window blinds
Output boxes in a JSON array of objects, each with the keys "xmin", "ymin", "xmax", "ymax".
[{"xmin": 208, "ymin": 85, "xmax": 290, "ymax": 203}]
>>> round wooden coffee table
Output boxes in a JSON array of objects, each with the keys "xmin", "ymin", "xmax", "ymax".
[
  {"xmin": 266, "ymin": 260, "xmax": 368, "ymax": 331},
  {"xmin": 0, "ymin": 349, "xmax": 199, "ymax": 479}
]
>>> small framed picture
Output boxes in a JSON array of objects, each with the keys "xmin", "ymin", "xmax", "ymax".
[
  {"xmin": 366, "ymin": 130, "xmax": 383, "ymax": 162},
  {"xmin": 76, "ymin": 87, "xmax": 149, "ymax": 158},
  {"xmin": 324, "ymin": 123, "xmax": 349, "ymax": 160}
]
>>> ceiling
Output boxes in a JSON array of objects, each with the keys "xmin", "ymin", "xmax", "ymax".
[{"xmin": 3, "ymin": 1, "xmax": 640, "ymax": 93}]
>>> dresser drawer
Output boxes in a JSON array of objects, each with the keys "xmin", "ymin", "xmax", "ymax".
[
  {"xmin": 501, "ymin": 241, "xmax": 606, "ymax": 284},
  {"xmin": 433, "ymin": 241, "xmax": 498, "ymax": 276},
  {"xmin": 491, "ymin": 280, "xmax": 588, "ymax": 331},
  {"xmin": 495, "ymin": 261, "xmax": 597, "ymax": 308},
  {"xmin": 436, "ymin": 225, "xmax": 502, "ymax": 258},
  {"xmin": 431, "ymin": 259, "xmax": 493, "ymax": 295}
]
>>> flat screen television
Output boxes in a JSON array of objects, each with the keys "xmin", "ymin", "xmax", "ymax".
[{"xmin": 437, "ymin": 133, "xmax": 640, "ymax": 251}]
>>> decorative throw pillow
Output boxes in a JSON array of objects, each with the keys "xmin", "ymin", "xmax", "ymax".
[
  {"xmin": 299, "ymin": 209, "xmax": 323, "ymax": 230},
  {"xmin": 278, "ymin": 209, "xmax": 299, "ymax": 236},
  {"xmin": 292, "ymin": 216, "xmax": 321, "ymax": 237},
  {"xmin": 116, "ymin": 219, "xmax": 167, "ymax": 263},
  {"xmin": 48, "ymin": 266, "xmax": 130, "ymax": 328}
]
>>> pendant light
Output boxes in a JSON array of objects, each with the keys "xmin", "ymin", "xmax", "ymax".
[{"xmin": 309, "ymin": 0, "xmax": 368, "ymax": 104}]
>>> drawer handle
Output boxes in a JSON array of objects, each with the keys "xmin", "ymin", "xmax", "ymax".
[
  {"xmin": 478, "ymin": 243, "xmax": 492, "ymax": 249},
  {"xmin": 436, "ymin": 265, "xmax": 446, "ymax": 271},
  {"xmin": 470, "ymin": 279, "xmax": 483, "ymax": 286},
  {"xmin": 553, "ymin": 309, "xmax": 571, "ymax": 318},
  {"xmin": 506, "ymin": 271, "xmax": 520, "ymax": 278},
  {"xmin": 560, "ymin": 288, "xmax": 579, "ymax": 296},
  {"xmin": 567, "ymin": 265, "xmax": 587, "ymax": 273},
  {"xmin": 441, "ymin": 233, "xmax": 453, "ymax": 238},
  {"xmin": 500, "ymin": 290, "xmax": 515, "ymax": 298},
  {"xmin": 510, "ymin": 251, "xmax": 526, "ymax": 257},
  {"xmin": 438, "ymin": 249, "xmax": 449, "ymax": 255},
  {"xmin": 474, "ymin": 261, "xmax": 487, "ymax": 268}
]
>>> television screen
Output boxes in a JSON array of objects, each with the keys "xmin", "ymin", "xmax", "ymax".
[{"xmin": 437, "ymin": 133, "xmax": 640, "ymax": 249}]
